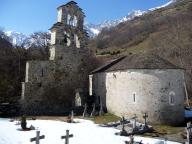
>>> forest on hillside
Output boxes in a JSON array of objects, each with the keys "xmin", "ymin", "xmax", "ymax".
[{"xmin": 0, "ymin": 31, "xmax": 50, "ymax": 104}]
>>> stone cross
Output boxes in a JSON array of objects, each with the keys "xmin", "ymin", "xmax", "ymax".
[
  {"xmin": 61, "ymin": 130, "xmax": 74, "ymax": 144},
  {"xmin": 143, "ymin": 113, "xmax": 148, "ymax": 127},
  {"xmin": 30, "ymin": 131, "xmax": 45, "ymax": 144},
  {"xmin": 186, "ymin": 122, "xmax": 192, "ymax": 144},
  {"xmin": 83, "ymin": 103, "xmax": 87, "ymax": 117},
  {"xmin": 91, "ymin": 103, "xmax": 96, "ymax": 117}
]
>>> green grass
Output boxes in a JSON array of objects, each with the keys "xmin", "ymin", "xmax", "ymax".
[
  {"xmin": 85, "ymin": 113, "xmax": 121, "ymax": 124},
  {"xmin": 152, "ymin": 124, "xmax": 184, "ymax": 135}
]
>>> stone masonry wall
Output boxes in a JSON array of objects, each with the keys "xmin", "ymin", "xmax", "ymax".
[
  {"xmin": 23, "ymin": 47, "xmax": 91, "ymax": 114},
  {"xmin": 91, "ymin": 69, "xmax": 185, "ymax": 125}
]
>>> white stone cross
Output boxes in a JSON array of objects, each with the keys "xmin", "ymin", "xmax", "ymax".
[
  {"xmin": 61, "ymin": 130, "xmax": 74, "ymax": 144},
  {"xmin": 30, "ymin": 131, "xmax": 45, "ymax": 144}
]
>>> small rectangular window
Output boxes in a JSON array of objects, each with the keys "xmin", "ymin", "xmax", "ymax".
[{"xmin": 133, "ymin": 92, "xmax": 136, "ymax": 103}]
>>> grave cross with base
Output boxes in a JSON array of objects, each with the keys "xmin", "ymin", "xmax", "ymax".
[
  {"xmin": 30, "ymin": 131, "xmax": 45, "ymax": 144},
  {"xmin": 143, "ymin": 113, "xmax": 148, "ymax": 127},
  {"xmin": 61, "ymin": 130, "xmax": 74, "ymax": 144},
  {"xmin": 120, "ymin": 116, "xmax": 128, "ymax": 136}
]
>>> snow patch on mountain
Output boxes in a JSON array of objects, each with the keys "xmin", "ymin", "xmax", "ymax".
[
  {"xmin": 5, "ymin": 31, "xmax": 27, "ymax": 46},
  {"xmin": 85, "ymin": 10, "xmax": 145, "ymax": 37},
  {"xmin": 149, "ymin": 0, "xmax": 177, "ymax": 11},
  {"xmin": 85, "ymin": 0, "xmax": 176, "ymax": 37}
]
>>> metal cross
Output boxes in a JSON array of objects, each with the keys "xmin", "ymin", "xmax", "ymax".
[
  {"xmin": 30, "ymin": 131, "xmax": 45, "ymax": 144},
  {"xmin": 61, "ymin": 130, "xmax": 74, "ymax": 144}
]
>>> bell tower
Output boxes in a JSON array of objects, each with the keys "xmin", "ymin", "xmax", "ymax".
[{"xmin": 49, "ymin": 1, "xmax": 88, "ymax": 60}]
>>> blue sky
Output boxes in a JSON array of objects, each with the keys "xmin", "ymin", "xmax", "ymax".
[{"xmin": 0, "ymin": 0, "xmax": 170, "ymax": 35}]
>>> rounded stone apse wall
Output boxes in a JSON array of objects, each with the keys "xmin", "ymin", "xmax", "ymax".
[{"xmin": 105, "ymin": 69, "xmax": 185, "ymax": 125}]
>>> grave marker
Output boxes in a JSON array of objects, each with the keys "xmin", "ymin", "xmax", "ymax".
[
  {"xmin": 30, "ymin": 131, "xmax": 45, "ymax": 144},
  {"xmin": 143, "ymin": 113, "xmax": 148, "ymax": 127},
  {"xmin": 120, "ymin": 116, "xmax": 128, "ymax": 136},
  {"xmin": 61, "ymin": 130, "xmax": 74, "ymax": 144}
]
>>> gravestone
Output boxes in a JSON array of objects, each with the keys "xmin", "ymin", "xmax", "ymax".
[
  {"xmin": 186, "ymin": 122, "xmax": 192, "ymax": 144},
  {"xmin": 30, "ymin": 131, "xmax": 45, "ymax": 144},
  {"xmin": 61, "ymin": 130, "xmax": 74, "ymax": 144},
  {"xmin": 67, "ymin": 110, "xmax": 74, "ymax": 123},
  {"xmin": 21, "ymin": 115, "xmax": 27, "ymax": 130}
]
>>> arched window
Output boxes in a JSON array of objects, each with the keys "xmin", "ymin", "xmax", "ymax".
[
  {"xmin": 73, "ymin": 16, "xmax": 78, "ymax": 27},
  {"xmin": 169, "ymin": 91, "xmax": 176, "ymax": 105},
  {"xmin": 64, "ymin": 31, "xmax": 71, "ymax": 46},
  {"xmin": 67, "ymin": 14, "xmax": 71, "ymax": 25},
  {"xmin": 74, "ymin": 34, "xmax": 80, "ymax": 48}
]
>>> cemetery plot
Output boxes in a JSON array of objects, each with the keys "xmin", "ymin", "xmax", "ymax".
[{"xmin": 0, "ymin": 118, "xmax": 181, "ymax": 144}]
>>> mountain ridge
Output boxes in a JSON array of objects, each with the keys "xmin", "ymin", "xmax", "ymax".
[{"xmin": 4, "ymin": 0, "xmax": 176, "ymax": 45}]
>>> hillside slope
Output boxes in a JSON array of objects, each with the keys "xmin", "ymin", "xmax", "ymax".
[{"xmin": 91, "ymin": 0, "xmax": 192, "ymax": 97}]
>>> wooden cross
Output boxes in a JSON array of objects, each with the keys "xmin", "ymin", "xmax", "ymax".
[
  {"xmin": 30, "ymin": 131, "xmax": 45, "ymax": 144},
  {"xmin": 61, "ymin": 130, "xmax": 74, "ymax": 144},
  {"xmin": 143, "ymin": 113, "xmax": 148, "ymax": 126}
]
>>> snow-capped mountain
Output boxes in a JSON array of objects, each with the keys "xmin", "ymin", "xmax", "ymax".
[
  {"xmin": 85, "ymin": 10, "xmax": 145, "ymax": 38},
  {"xmin": 5, "ymin": 31, "xmax": 27, "ymax": 46},
  {"xmin": 85, "ymin": 0, "xmax": 177, "ymax": 37},
  {"xmin": 4, "ymin": 31, "xmax": 50, "ymax": 48},
  {"xmin": 5, "ymin": 0, "xmax": 176, "ymax": 45}
]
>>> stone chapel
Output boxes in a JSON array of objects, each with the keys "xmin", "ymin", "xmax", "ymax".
[{"xmin": 21, "ymin": 1, "xmax": 91, "ymax": 115}]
